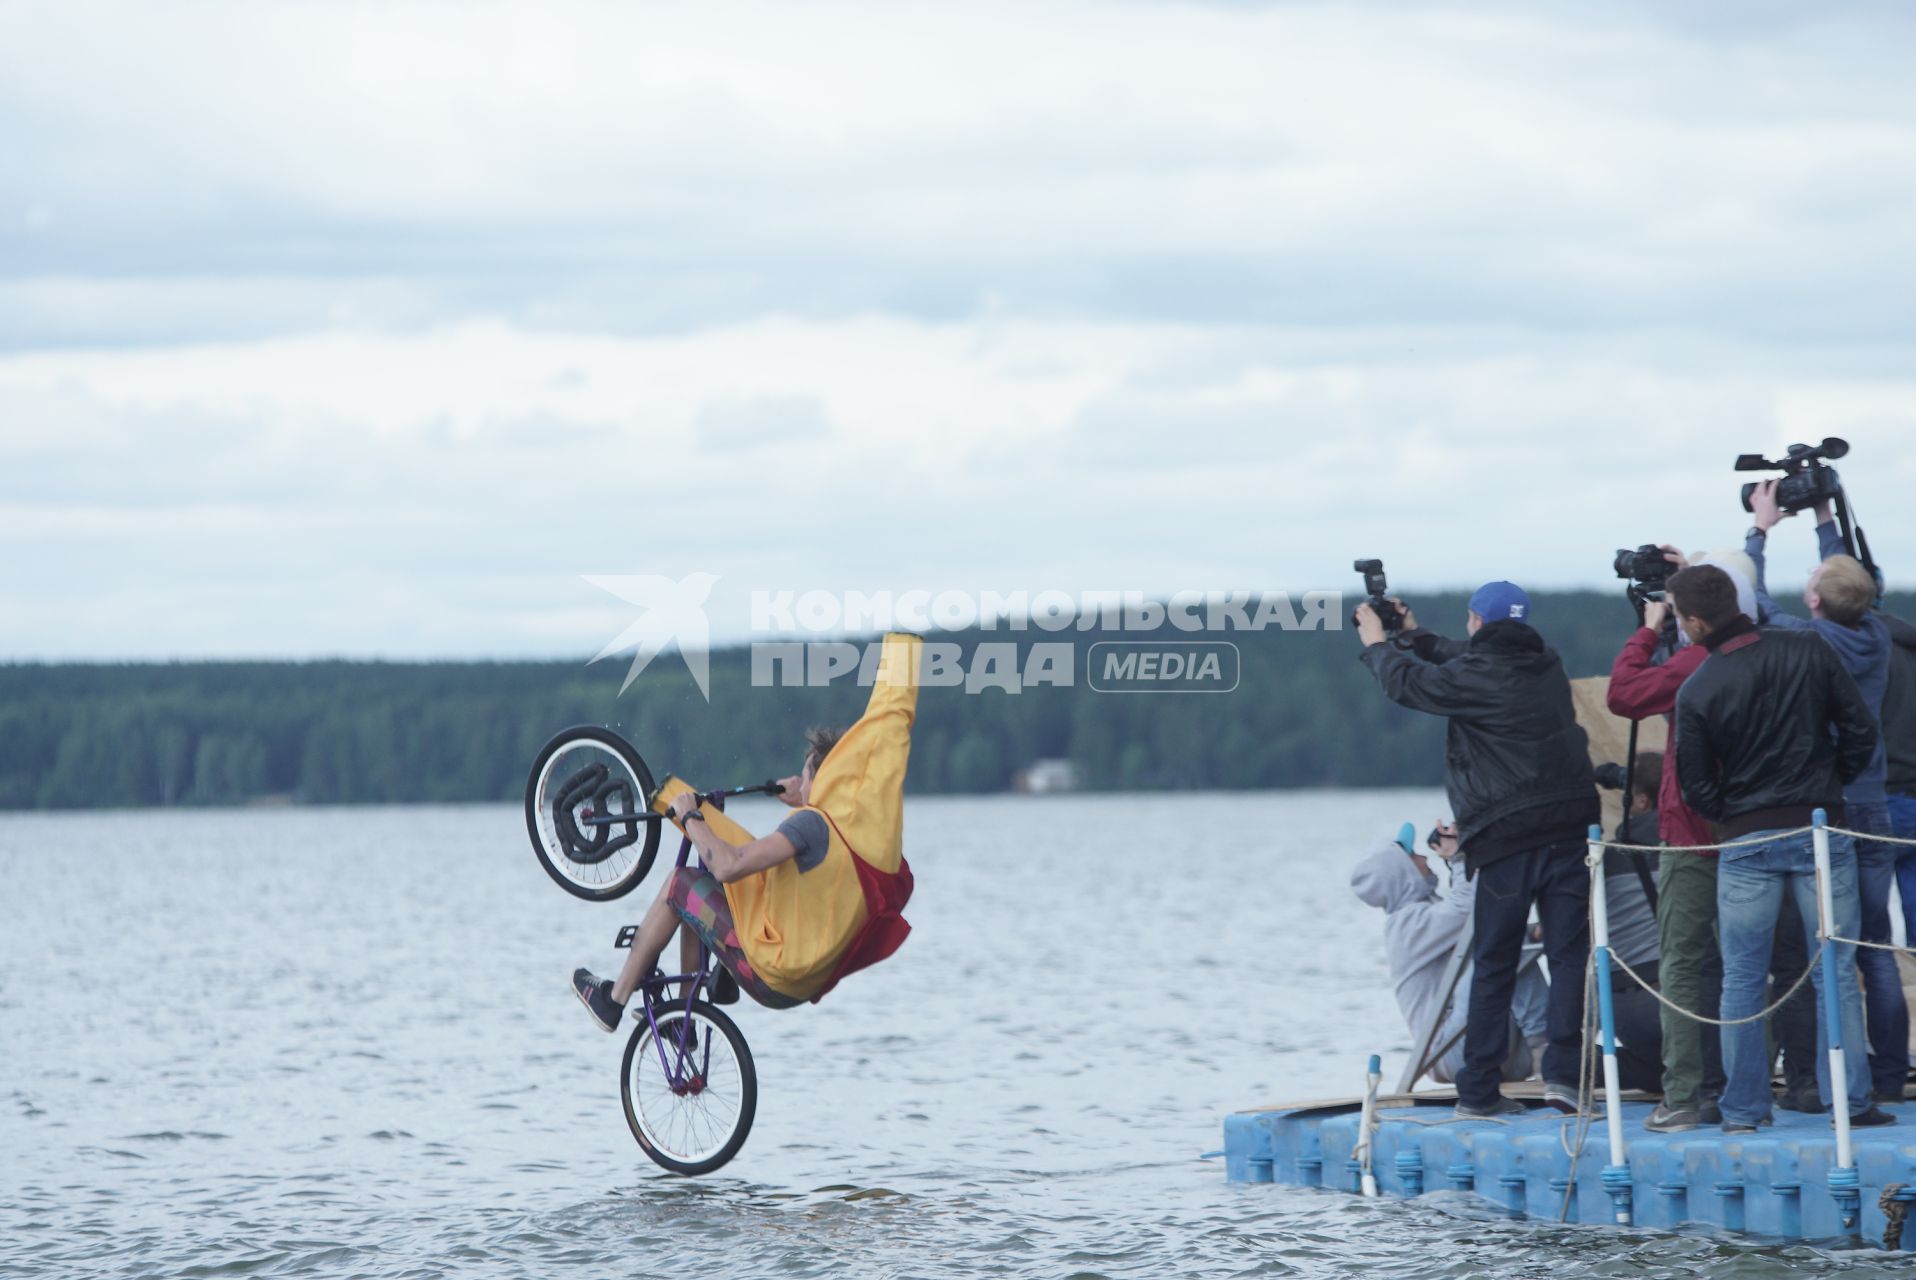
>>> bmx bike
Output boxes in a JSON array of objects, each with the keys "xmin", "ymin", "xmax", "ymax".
[{"xmin": 524, "ymin": 724, "xmax": 785, "ymax": 1175}]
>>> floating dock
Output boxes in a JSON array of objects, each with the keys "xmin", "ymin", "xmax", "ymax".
[{"xmin": 1223, "ymin": 1087, "xmax": 1916, "ymax": 1248}]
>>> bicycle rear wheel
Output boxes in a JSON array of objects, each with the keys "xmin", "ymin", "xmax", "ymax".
[
  {"xmin": 621, "ymin": 999, "xmax": 757, "ymax": 1175},
  {"xmin": 523, "ymin": 726, "xmax": 662, "ymax": 901}
]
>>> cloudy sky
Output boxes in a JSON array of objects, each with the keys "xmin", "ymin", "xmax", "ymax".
[{"xmin": 3, "ymin": 0, "xmax": 1913, "ymax": 659}]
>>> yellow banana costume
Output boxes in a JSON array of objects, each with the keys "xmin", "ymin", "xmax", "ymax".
[{"xmin": 651, "ymin": 633, "xmax": 921, "ymax": 1002}]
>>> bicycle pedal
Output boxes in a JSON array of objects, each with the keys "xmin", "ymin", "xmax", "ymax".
[{"xmin": 614, "ymin": 925, "xmax": 637, "ymax": 949}]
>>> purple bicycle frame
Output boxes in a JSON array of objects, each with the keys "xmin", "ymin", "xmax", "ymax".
[{"xmin": 630, "ymin": 781, "xmax": 781, "ymax": 1088}]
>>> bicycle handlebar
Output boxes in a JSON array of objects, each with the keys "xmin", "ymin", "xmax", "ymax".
[{"xmin": 698, "ymin": 780, "xmax": 787, "ymax": 803}]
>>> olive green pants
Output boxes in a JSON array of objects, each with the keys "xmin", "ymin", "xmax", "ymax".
[{"xmin": 1656, "ymin": 849, "xmax": 1724, "ymax": 1110}]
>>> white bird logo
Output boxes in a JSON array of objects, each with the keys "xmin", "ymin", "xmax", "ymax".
[{"xmin": 584, "ymin": 573, "xmax": 720, "ymax": 700}]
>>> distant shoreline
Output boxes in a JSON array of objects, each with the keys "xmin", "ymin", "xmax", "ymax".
[{"xmin": 7, "ymin": 592, "xmax": 1910, "ymax": 811}]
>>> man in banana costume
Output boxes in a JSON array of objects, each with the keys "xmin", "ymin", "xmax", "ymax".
[{"xmin": 573, "ymin": 632, "xmax": 920, "ymax": 1027}]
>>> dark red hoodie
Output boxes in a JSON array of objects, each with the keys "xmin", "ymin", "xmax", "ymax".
[{"xmin": 1608, "ymin": 628, "xmax": 1715, "ymax": 853}]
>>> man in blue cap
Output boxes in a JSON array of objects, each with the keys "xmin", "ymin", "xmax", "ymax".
[{"xmin": 1355, "ymin": 581, "xmax": 1600, "ymax": 1118}]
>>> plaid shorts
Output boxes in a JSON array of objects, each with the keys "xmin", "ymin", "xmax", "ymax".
[{"xmin": 666, "ymin": 866, "xmax": 802, "ymax": 1010}]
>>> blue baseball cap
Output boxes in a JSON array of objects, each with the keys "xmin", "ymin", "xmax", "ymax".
[
  {"xmin": 1469, "ymin": 581, "xmax": 1530, "ymax": 624},
  {"xmin": 1393, "ymin": 822, "xmax": 1418, "ymax": 855}
]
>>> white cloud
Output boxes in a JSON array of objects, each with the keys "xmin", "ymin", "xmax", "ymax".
[
  {"xmin": 2, "ymin": 1, "xmax": 1914, "ymax": 657},
  {"xmin": 2, "ymin": 315, "xmax": 1912, "ymax": 658},
  {"xmin": 3, "ymin": 2, "xmax": 1914, "ymax": 340}
]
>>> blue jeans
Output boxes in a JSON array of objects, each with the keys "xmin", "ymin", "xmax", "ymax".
[
  {"xmin": 1716, "ymin": 828, "xmax": 1872, "ymax": 1127},
  {"xmin": 1849, "ymin": 800, "xmax": 1910, "ymax": 1099},
  {"xmin": 1890, "ymin": 792, "xmax": 1916, "ymax": 942}
]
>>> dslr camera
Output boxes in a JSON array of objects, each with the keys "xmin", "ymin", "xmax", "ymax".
[
  {"xmin": 1613, "ymin": 544, "xmax": 1676, "ymax": 605},
  {"xmin": 1737, "ymin": 437, "xmax": 1846, "ymax": 514},
  {"xmin": 1351, "ymin": 558, "xmax": 1404, "ymax": 633}
]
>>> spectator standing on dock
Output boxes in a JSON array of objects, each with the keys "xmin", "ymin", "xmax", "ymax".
[
  {"xmin": 1607, "ymin": 554, "xmax": 1735, "ymax": 1132},
  {"xmin": 1746, "ymin": 480, "xmax": 1907, "ymax": 1102},
  {"xmin": 1350, "ymin": 820, "xmax": 1548, "ymax": 1085},
  {"xmin": 1666, "ymin": 564, "xmax": 1893, "ymax": 1133},
  {"xmin": 1598, "ymin": 752, "xmax": 1667, "ymax": 1095},
  {"xmin": 1878, "ymin": 611, "xmax": 1916, "ymax": 941},
  {"xmin": 1355, "ymin": 583, "xmax": 1599, "ymax": 1119}
]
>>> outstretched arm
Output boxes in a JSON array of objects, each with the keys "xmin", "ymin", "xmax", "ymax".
[
  {"xmin": 1816, "ymin": 510, "xmax": 1846, "ymax": 563},
  {"xmin": 1361, "ymin": 640, "xmax": 1484, "ymax": 717},
  {"xmin": 1608, "ymin": 600, "xmax": 1697, "ymax": 719},
  {"xmin": 1748, "ymin": 480, "xmax": 1809, "ymax": 628},
  {"xmin": 670, "ymin": 792, "xmax": 799, "ymax": 884}
]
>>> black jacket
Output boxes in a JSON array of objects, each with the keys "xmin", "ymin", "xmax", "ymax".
[
  {"xmin": 1673, "ymin": 617, "xmax": 1879, "ymax": 838},
  {"xmin": 1884, "ymin": 612, "xmax": 1916, "ymax": 796},
  {"xmin": 1361, "ymin": 619, "xmax": 1598, "ymax": 871}
]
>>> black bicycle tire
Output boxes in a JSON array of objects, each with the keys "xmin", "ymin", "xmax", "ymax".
[
  {"xmin": 523, "ymin": 725, "xmax": 662, "ymax": 902},
  {"xmin": 620, "ymin": 999, "xmax": 758, "ymax": 1176}
]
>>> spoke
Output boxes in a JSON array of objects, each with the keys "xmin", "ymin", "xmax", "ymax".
[{"xmin": 630, "ymin": 1014, "xmax": 745, "ymax": 1163}]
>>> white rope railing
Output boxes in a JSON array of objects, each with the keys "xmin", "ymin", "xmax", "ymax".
[
  {"xmin": 1597, "ymin": 824, "xmax": 1916, "ymax": 857},
  {"xmin": 1605, "ymin": 943, "xmax": 1821, "ymax": 1027},
  {"xmin": 1575, "ymin": 810, "xmax": 1877, "ymax": 1232}
]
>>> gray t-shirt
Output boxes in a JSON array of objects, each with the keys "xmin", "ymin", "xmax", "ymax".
[{"xmin": 776, "ymin": 810, "xmax": 830, "ymax": 873}]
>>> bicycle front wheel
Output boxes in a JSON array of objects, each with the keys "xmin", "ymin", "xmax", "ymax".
[
  {"xmin": 523, "ymin": 725, "xmax": 661, "ymax": 901},
  {"xmin": 621, "ymin": 999, "xmax": 757, "ymax": 1175}
]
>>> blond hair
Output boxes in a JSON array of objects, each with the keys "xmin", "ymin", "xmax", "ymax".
[{"xmin": 1815, "ymin": 555, "xmax": 1876, "ymax": 625}]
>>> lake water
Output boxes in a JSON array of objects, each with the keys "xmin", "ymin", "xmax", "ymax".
[{"xmin": 1, "ymin": 794, "xmax": 1906, "ymax": 1277}]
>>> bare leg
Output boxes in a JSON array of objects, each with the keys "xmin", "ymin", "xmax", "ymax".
[
  {"xmin": 611, "ymin": 877, "xmax": 681, "ymax": 1005},
  {"xmin": 679, "ymin": 922, "xmax": 699, "ymax": 979}
]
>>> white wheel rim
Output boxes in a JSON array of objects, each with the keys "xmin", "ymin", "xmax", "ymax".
[
  {"xmin": 629, "ymin": 1011, "xmax": 747, "ymax": 1166},
  {"xmin": 533, "ymin": 739, "xmax": 652, "ymax": 893}
]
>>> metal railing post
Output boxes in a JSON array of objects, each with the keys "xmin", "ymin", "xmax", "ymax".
[
  {"xmin": 1357, "ymin": 1053, "xmax": 1381, "ymax": 1197},
  {"xmin": 1813, "ymin": 808, "xmax": 1860, "ymax": 1230},
  {"xmin": 1589, "ymin": 824, "xmax": 1632, "ymax": 1225}
]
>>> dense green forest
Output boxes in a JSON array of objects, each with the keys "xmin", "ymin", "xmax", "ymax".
[{"xmin": 7, "ymin": 590, "xmax": 1912, "ymax": 809}]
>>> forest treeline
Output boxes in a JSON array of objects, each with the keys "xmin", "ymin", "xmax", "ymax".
[{"xmin": 8, "ymin": 589, "xmax": 1911, "ymax": 809}]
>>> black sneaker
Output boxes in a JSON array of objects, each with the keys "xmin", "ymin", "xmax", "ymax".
[
  {"xmin": 1850, "ymin": 1105, "xmax": 1898, "ymax": 1128},
  {"xmin": 1723, "ymin": 1116, "xmax": 1773, "ymax": 1134},
  {"xmin": 1698, "ymin": 1099, "xmax": 1722, "ymax": 1126},
  {"xmin": 711, "ymin": 967, "xmax": 740, "ymax": 1006},
  {"xmin": 1455, "ymin": 1096, "xmax": 1526, "ymax": 1120},
  {"xmin": 571, "ymin": 968, "xmax": 624, "ymax": 1033},
  {"xmin": 1778, "ymin": 1085, "xmax": 1825, "ymax": 1114}
]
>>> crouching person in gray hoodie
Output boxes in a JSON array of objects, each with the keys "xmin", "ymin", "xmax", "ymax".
[{"xmin": 1352, "ymin": 821, "xmax": 1548, "ymax": 1085}]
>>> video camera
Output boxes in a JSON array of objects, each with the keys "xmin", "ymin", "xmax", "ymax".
[
  {"xmin": 1733, "ymin": 436, "xmax": 1880, "ymax": 598},
  {"xmin": 1736, "ymin": 437, "xmax": 1846, "ymax": 515},
  {"xmin": 1351, "ymin": 559, "xmax": 1404, "ymax": 633}
]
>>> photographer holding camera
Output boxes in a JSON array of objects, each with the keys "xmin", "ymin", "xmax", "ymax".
[
  {"xmin": 1355, "ymin": 582, "xmax": 1599, "ymax": 1118},
  {"xmin": 1350, "ymin": 820, "xmax": 1548, "ymax": 1085},
  {"xmin": 1885, "ymin": 615, "xmax": 1916, "ymax": 937},
  {"xmin": 1747, "ymin": 478, "xmax": 1907, "ymax": 1102},
  {"xmin": 1666, "ymin": 563, "xmax": 1890, "ymax": 1132},
  {"xmin": 1606, "ymin": 547, "xmax": 1755, "ymax": 1131}
]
